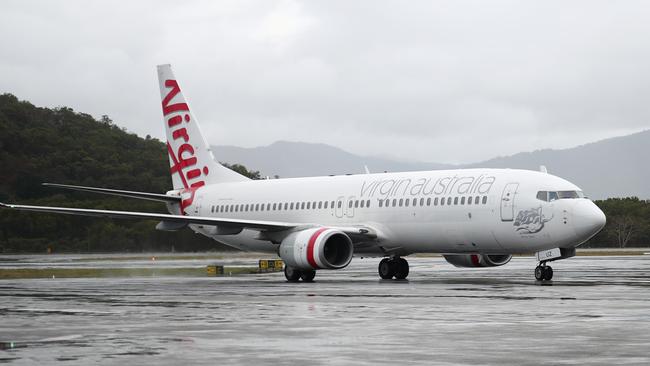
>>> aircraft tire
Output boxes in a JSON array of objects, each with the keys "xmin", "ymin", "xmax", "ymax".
[
  {"xmin": 300, "ymin": 270, "xmax": 316, "ymax": 282},
  {"xmin": 378, "ymin": 258, "xmax": 396, "ymax": 279},
  {"xmin": 534, "ymin": 266, "xmax": 544, "ymax": 281},
  {"xmin": 543, "ymin": 266, "xmax": 553, "ymax": 281},
  {"xmin": 284, "ymin": 266, "xmax": 301, "ymax": 282},
  {"xmin": 394, "ymin": 258, "xmax": 409, "ymax": 280}
]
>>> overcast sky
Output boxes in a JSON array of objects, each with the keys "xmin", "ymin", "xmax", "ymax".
[{"xmin": 1, "ymin": 1, "xmax": 649, "ymax": 164}]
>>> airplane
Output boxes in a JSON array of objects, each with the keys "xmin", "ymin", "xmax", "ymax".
[{"xmin": 0, "ymin": 64, "xmax": 606, "ymax": 282}]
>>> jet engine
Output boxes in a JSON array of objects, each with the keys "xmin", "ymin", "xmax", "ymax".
[
  {"xmin": 279, "ymin": 228, "xmax": 354, "ymax": 270},
  {"xmin": 443, "ymin": 254, "xmax": 512, "ymax": 268}
]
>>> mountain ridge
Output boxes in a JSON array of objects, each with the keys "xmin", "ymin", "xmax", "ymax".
[{"xmin": 212, "ymin": 129, "xmax": 650, "ymax": 199}]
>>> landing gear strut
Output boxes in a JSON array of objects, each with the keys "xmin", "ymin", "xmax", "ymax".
[
  {"xmin": 534, "ymin": 263, "xmax": 553, "ymax": 281},
  {"xmin": 284, "ymin": 266, "xmax": 316, "ymax": 282},
  {"xmin": 378, "ymin": 257, "xmax": 409, "ymax": 280}
]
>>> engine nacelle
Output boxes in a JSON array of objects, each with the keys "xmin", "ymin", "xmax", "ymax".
[
  {"xmin": 443, "ymin": 254, "xmax": 512, "ymax": 268},
  {"xmin": 279, "ymin": 228, "xmax": 354, "ymax": 270}
]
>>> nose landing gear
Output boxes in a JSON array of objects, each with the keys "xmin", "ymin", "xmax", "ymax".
[
  {"xmin": 378, "ymin": 257, "xmax": 409, "ymax": 280},
  {"xmin": 533, "ymin": 247, "xmax": 575, "ymax": 282},
  {"xmin": 534, "ymin": 263, "xmax": 553, "ymax": 281}
]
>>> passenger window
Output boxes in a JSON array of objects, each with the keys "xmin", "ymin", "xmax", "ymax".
[
  {"xmin": 427, "ymin": 198, "xmax": 431, "ymax": 206},
  {"xmin": 360, "ymin": 200, "xmax": 365, "ymax": 208},
  {"xmin": 393, "ymin": 199, "xmax": 397, "ymax": 207},
  {"xmin": 434, "ymin": 197, "xmax": 438, "ymax": 206},
  {"xmin": 461, "ymin": 197, "xmax": 465, "ymax": 205},
  {"xmin": 482, "ymin": 196, "xmax": 488, "ymax": 204},
  {"xmin": 353, "ymin": 200, "xmax": 358, "ymax": 208},
  {"xmin": 467, "ymin": 197, "xmax": 471, "ymax": 205},
  {"xmin": 267, "ymin": 203, "xmax": 271, "ymax": 211},
  {"xmin": 412, "ymin": 198, "xmax": 417, "ymax": 206},
  {"xmin": 447, "ymin": 197, "xmax": 452, "ymax": 205},
  {"xmin": 379, "ymin": 199, "xmax": 383, "ymax": 208},
  {"xmin": 307, "ymin": 202, "xmax": 311, "ymax": 209},
  {"xmin": 272, "ymin": 203, "xmax": 277, "ymax": 210},
  {"xmin": 453, "ymin": 197, "xmax": 458, "ymax": 205},
  {"xmin": 348, "ymin": 201, "xmax": 353, "ymax": 208},
  {"xmin": 366, "ymin": 200, "xmax": 370, "ymax": 208},
  {"xmin": 283, "ymin": 203, "xmax": 287, "ymax": 210},
  {"xmin": 290, "ymin": 202, "xmax": 294, "ymax": 210},
  {"xmin": 441, "ymin": 197, "xmax": 445, "ymax": 206},
  {"xmin": 474, "ymin": 196, "xmax": 480, "ymax": 204},
  {"xmin": 337, "ymin": 201, "xmax": 342, "ymax": 208},
  {"xmin": 399, "ymin": 199, "xmax": 403, "ymax": 207},
  {"xmin": 318, "ymin": 201, "xmax": 323, "ymax": 209},
  {"xmin": 313, "ymin": 201, "xmax": 317, "ymax": 208},
  {"xmin": 331, "ymin": 201, "xmax": 335, "ymax": 208},
  {"xmin": 405, "ymin": 199, "xmax": 409, "ymax": 207},
  {"xmin": 420, "ymin": 198, "xmax": 424, "ymax": 206}
]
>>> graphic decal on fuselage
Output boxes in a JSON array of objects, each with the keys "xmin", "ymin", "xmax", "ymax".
[
  {"xmin": 513, "ymin": 207, "xmax": 553, "ymax": 234},
  {"xmin": 359, "ymin": 174, "xmax": 496, "ymax": 198}
]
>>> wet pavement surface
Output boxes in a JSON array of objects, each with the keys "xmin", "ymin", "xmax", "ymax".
[{"xmin": 1, "ymin": 255, "xmax": 649, "ymax": 365}]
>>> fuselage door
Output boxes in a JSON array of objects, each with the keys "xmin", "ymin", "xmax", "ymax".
[
  {"xmin": 335, "ymin": 196, "xmax": 345, "ymax": 218},
  {"xmin": 500, "ymin": 183, "xmax": 519, "ymax": 221}
]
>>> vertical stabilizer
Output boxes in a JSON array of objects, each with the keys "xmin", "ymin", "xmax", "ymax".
[{"xmin": 157, "ymin": 64, "xmax": 248, "ymax": 194}]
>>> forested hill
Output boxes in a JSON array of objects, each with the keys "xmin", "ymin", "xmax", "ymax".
[
  {"xmin": 1, "ymin": 93, "xmax": 648, "ymax": 252},
  {"xmin": 0, "ymin": 93, "xmax": 231, "ymax": 252}
]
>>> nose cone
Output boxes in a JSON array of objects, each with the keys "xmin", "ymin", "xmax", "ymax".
[{"xmin": 573, "ymin": 200, "xmax": 606, "ymax": 242}]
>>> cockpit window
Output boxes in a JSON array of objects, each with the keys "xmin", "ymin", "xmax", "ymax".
[{"xmin": 536, "ymin": 190, "xmax": 585, "ymax": 202}]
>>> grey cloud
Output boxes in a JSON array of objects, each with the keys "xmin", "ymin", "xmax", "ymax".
[{"xmin": 1, "ymin": 0, "xmax": 649, "ymax": 164}]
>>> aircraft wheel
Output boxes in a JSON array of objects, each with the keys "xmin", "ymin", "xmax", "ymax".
[
  {"xmin": 534, "ymin": 266, "xmax": 544, "ymax": 281},
  {"xmin": 300, "ymin": 269, "xmax": 316, "ymax": 282},
  {"xmin": 543, "ymin": 266, "xmax": 553, "ymax": 281},
  {"xmin": 394, "ymin": 258, "xmax": 409, "ymax": 280},
  {"xmin": 284, "ymin": 266, "xmax": 301, "ymax": 282},
  {"xmin": 378, "ymin": 258, "xmax": 395, "ymax": 279}
]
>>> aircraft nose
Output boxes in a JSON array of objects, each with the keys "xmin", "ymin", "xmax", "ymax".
[{"xmin": 572, "ymin": 200, "xmax": 606, "ymax": 241}]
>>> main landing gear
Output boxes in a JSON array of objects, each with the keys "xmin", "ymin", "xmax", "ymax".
[
  {"xmin": 378, "ymin": 257, "xmax": 409, "ymax": 280},
  {"xmin": 284, "ymin": 266, "xmax": 316, "ymax": 282},
  {"xmin": 534, "ymin": 263, "xmax": 553, "ymax": 281}
]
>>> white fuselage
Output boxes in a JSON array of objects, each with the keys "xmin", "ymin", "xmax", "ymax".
[{"xmin": 184, "ymin": 168, "xmax": 605, "ymax": 256}]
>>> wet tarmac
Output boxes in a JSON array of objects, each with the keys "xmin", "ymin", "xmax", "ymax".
[{"xmin": 1, "ymin": 254, "xmax": 649, "ymax": 365}]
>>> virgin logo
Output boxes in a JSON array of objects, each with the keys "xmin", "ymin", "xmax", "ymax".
[{"xmin": 162, "ymin": 79, "xmax": 209, "ymax": 214}]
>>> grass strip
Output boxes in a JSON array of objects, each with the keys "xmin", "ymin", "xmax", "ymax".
[{"xmin": 0, "ymin": 266, "xmax": 265, "ymax": 279}]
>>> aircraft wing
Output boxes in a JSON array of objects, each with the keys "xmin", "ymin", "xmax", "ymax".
[
  {"xmin": 0, "ymin": 202, "xmax": 380, "ymax": 240},
  {"xmin": 0, "ymin": 202, "xmax": 296, "ymax": 231},
  {"xmin": 42, "ymin": 183, "xmax": 181, "ymax": 203}
]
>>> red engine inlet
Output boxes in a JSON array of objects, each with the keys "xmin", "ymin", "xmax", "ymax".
[
  {"xmin": 279, "ymin": 228, "xmax": 354, "ymax": 270},
  {"xmin": 443, "ymin": 254, "xmax": 512, "ymax": 268}
]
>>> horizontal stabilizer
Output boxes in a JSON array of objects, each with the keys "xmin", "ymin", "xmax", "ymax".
[{"xmin": 43, "ymin": 183, "xmax": 181, "ymax": 203}]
